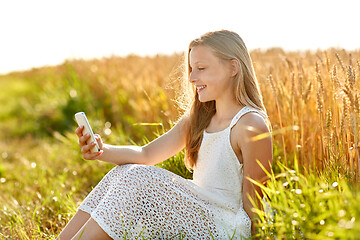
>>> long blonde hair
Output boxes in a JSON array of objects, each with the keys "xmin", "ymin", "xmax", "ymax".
[{"xmin": 184, "ymin": 30, "xmax": 266, "ymax": 169}]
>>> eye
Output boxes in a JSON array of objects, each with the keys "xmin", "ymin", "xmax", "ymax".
[{"xmin": 198, "ymin": 67, "xmax": 205, "ymax": 71}]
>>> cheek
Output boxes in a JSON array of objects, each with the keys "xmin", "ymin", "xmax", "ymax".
[{"xmin": 203, "ymin": 70, "xmax": 218, "ymax": 84}]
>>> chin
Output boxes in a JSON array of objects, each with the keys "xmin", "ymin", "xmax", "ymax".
[{"xmin": 198, "ymin": 97, "xmax": 213, "ymax": 103}]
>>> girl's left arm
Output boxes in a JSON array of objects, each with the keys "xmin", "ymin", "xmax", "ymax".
[{"xmin": 236, "ymin": 113, "xmax": 273, "ymax": 235}]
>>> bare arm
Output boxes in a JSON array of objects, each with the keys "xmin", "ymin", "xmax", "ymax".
[
  {"xmin": 236, "ymin": 113, "xmax": 272, "ymax": 235},
  {"xmin": 76, "ymin": 115, "xmax": 189, "ymax": 166}
]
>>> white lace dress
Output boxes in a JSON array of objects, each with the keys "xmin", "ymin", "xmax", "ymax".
[{"xmin": 78, "ymin": 106, "xmax": 267, "ymax": 239}]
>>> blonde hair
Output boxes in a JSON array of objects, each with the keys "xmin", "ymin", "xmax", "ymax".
[{"xmin": 183, "ymin": 30, "xmax": 266, "ymax": 168}]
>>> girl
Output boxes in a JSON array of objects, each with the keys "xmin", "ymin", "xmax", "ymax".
[{"xmin": 57, "ymin": 30, "xmax": 272, "ymax": 240}]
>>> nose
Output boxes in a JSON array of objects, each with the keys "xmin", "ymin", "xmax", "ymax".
[{"xmin": 189, "ymin": 71, "xmax": 197, "ymax": 84}]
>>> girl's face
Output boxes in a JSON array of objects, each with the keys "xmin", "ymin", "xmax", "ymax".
[{"xmin": 189, "ymin": 45, "xmax": 234, "ymax": 103}]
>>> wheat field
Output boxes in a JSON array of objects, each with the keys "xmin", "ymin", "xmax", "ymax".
[
  {"xmin": 1, "ymin": 48, "xmax": 360, "ymax": 239},
  {"xmin": 252, "ymin": 48, "xmax": 360, "ymax": 180}
]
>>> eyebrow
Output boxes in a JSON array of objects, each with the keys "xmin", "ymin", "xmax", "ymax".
[{"xmin": 189, "ymin": 61, "xmax": 206, "ymax": 66}]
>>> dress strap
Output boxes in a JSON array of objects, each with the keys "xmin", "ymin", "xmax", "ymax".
[{"xmin": 229, "ymin": 106, "xmax": 268, "ymax": 129}]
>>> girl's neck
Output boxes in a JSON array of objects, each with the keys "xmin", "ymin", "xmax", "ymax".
[{"xmin": 214, "ymin": 100, "xmax": 244, "ymax": 121}]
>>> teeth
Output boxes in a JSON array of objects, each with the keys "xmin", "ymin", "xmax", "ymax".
[{"xmin": 197, "ymin": 86, "xmax": 206, "ymax": 90}]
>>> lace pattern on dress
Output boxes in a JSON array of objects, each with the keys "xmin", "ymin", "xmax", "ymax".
[
  {"xmin": 79, "ymin": 164, "xmax": 220, "ymax": 239},
  {"xmin": 78, "ymin": 106, "xmax": 266, "ymax": 239}
]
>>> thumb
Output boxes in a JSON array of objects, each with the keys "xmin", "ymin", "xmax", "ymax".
[{"xmin": 94, "ymin": 134, "xmax": 103, "ymax": 149}]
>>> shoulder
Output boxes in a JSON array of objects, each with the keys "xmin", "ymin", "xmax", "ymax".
[
  {"xmin": 238, "ymin": 111, "xmax": 269, "ymax": 132},
  {"xmin": 232, "ymin": 111, "xmax": 270, "ymax": 145},
  {"xmin": 174, "ymin": 111, "xmax": 191, "ymax": 132}
]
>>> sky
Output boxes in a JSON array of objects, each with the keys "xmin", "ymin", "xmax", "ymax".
[{"xmin": 0, "ymin": 0, "xmax": 359, "ymax": 74}]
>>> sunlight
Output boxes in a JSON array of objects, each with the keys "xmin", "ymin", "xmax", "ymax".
[{"xmin": 0, "ymin": 0, "xmax": 359, "ymax": 74}]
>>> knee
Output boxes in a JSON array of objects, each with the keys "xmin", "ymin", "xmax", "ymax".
[
  {"xmin": 122, "ymin": 165, "xmax": 168, "ymax": 186},
  {"xmin": 107, "ymin": 164, "xmax": 151, "ymax": 181},
  {"xmin": 107, "ymin": 164, "xmax": 139, "ymax": 177},
  {"xmin": 121, "ymin": 164, "xmax": 153, "ymax": 180}
]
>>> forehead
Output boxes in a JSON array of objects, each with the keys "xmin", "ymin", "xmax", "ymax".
[{"xmin": 189, "ymin": 45, "xmax": 219, "ymax": 65}]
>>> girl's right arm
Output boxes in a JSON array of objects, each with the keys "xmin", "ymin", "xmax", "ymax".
[{"xmin": 76, "ymin": 115, "xmax": 189, "ymax": 166}]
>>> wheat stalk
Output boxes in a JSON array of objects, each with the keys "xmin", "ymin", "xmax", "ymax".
[
  {"xmin": 336, "ymin": 53, "xmax": 346, "ymax": 73},
  {"xmin": 268, "ymin": 74, "xmax": 287, "ymax": 165}
]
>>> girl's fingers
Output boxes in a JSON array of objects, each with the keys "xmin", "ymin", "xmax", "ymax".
[
  {"xmin": 77, "ymin": 131, "xmax": 103, "ymax": 160},
  {"xmin": 79, "ymin": 133, "xmax": 91, "ymax": 146},
  {"xmin": 81, "ymin": 145, "xmax": 89, "ymax": 154},
  {"xmin": 94, "ymin": 134, "xmax": 103, "ymax": 149},
  {"xmin": 75, "ymin": 125, "xmax": 84, "ymax": 137},
  {"xmin": 83, "ymin": 150, "xmax": 103, "ymax": 160},
  {"xmin": 93, "ymin": 150, "xmax": 103, "ymax": 158},
  {"xmin": 81, "ymin": 141, "xmax": 103, "ymax": 154},
  {"xmin": 81, "ymin": 141, "xmax": 95, "ymax": 154}
]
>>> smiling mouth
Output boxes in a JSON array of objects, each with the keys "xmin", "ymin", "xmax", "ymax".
[{"xmin": 197, "ymin": 85, "xmax": 206, "ymax": 92}]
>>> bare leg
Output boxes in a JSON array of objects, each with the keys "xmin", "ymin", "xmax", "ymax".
[
  {"xmin": 71, "ymin": 218, "xmax": 112, "ymax": 240},
  {"xmin": 57, "ymin": 210, "xmax": 91, "ymax": 240}
]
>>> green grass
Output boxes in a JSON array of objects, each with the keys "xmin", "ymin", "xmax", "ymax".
[
  {"xmin": 0, "ymin": 56, "xmax": 189, "ymax": 238},
  {"xmin": 253, "ymin": 162, "xmax": 360, "ymax": 239},
  {"xmin": 1, "ymin": 51, "xmax": 360, "ymax": 239}
]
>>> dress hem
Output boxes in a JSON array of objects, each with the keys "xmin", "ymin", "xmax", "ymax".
[{"xmin": 78, "ymin": 205, "xmax": 119, "ymax": 240}]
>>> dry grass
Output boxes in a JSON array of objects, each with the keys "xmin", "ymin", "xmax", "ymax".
[
  {"xmin": 251, "ymin": 48, "xmax": 360, "ymax": 180},
  {"xmin": 1, "ymin": 48, "xmax": 360, "ymax": 238}
]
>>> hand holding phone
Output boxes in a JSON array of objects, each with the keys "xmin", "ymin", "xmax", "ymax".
[{"xmin": 75, "ymin": 112, "xmax": 100, "ymax": 153}]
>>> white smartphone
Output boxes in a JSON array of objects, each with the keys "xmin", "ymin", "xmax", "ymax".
[{"xmin": 75, "ymin": 112, "xmax": 100, "ymax": 153}]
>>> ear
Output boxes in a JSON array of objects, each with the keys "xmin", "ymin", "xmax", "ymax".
[{"xmin": 230, "ymin": 59, "xmax": 240, "ymax": 77}]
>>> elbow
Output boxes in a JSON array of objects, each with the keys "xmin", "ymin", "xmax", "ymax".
[
  {"xmin": 122, "ymin": 145, "xmax": 149, "ymax": 165},
  {"xmin": 138, "ymin": 146, "xmax": 157, "ymax": 166},
  {"xmin": 137, "ymin": 146, "xmax": 149, "ymax": 165}
]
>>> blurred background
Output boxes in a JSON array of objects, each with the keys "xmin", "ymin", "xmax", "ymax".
[
  {"xmin": 1, "ymin": 0, "xmax": 359, "ymax": 74},
  {"xmin": 1, "ymin": 0, "xmax": 360, "ymax": 239}
]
